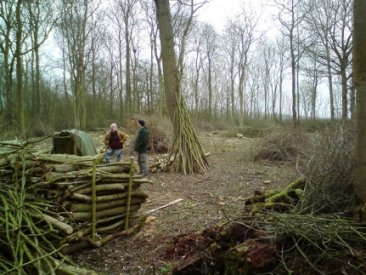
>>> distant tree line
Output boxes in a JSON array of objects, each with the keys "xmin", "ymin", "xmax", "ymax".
[{"xmin": 0, "ymin": 0, "xmax": 354, "ymax": 135}]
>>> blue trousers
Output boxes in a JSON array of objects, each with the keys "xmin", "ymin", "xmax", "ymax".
[{"xmin": 104, "ymin": 148, "xmax": 122, "ymax": 163}]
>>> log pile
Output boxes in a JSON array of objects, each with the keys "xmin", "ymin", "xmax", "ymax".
[
  {"xmin": 244, "ymin": 178, "xmax": 305, "ymax": 213},
  {"xmin": 149, "ymin": 153, "xmax": 173, "ymax": 173},
  {"xmin": 149, "ymin": 152, "xmax": 210, "ymax": 174},
  {"xmin": 0, "ymin": 139, "xmax": 151, "ymax": 273}
]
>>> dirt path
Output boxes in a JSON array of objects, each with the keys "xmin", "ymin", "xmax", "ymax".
[{"xmin": 73, "ymin": 134, "xmax": 297, "ymax": 274}]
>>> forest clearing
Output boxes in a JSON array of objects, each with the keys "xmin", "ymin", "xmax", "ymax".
[
  {"xmin": 2, "ymin": 0, "xmax": 366, "ymax": 273},
  {"xmin": 74, "ymin": 128, "xmax": 298, "ymax": 274},
  {"xmin": 2, "ymin": 122, "xmax": 366, "ymax": 274}
]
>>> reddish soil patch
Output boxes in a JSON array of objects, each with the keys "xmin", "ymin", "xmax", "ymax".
[{"xmin": 73, "ymin": 133, "xmax": 297, "ymax": 274}]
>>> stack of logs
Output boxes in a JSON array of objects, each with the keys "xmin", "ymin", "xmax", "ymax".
[
  {"xmin": 0, "ymin": 147, "xmax": 151, "ymax": 254},
  {"xmin": 244, "ymin": 178, "xmax": 305, "ymax": 213}
]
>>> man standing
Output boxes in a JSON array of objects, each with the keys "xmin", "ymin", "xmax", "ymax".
[
  {"xmin": 134, "ymin": 120, "xmax": 149, "ymax": 176},
  {"xmin": 103, "ymin": 123, "xmax": 128, "ymax": 163}
]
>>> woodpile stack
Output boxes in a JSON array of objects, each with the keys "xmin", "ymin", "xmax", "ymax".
[
  {"xmin": 0, "ymin": 140, "xmax": 151, "ymax": 256},
  {"xmin": 244, "ymin": 178, "xmax": 305, "ymax": 213}
]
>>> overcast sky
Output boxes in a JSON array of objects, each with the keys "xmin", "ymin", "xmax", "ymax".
[{"xmin": 197, "ymin": 0, "xmax": 278, "ymax": 36}]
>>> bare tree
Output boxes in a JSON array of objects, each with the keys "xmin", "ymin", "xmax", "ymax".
[
  {"xmin": 222, "ymin": 20, "xmax": 239, "ymax": 122},
  {"xmin": 15, "ymin": 0, "xmax": 25, "ymax": 132},
  {"xmin": 0, "ymin": 1, "xmax": 17, "ymax": 127},
  {"xmin": 56, "ymin": 0, "xmax": 96, "ymax": 129},
  {"xmin": 86, "ymin": 7, "xmax": 106, "ymax": 125},
  {"xmin": 108, "ymin": 3, "xmax": 125, "ymax": 120},
  {"xmin": 154, "ymin": 0, "xmax": 208, "ymax": 174},
  {"xmin": 141, "ymin": 0, "xmax": 166, "ymax": 117},
  {"xmin": 276, "ymin": 0, "xmax": 309, "ymax": 126},
  {"xmin": 171, "ymin": 0, "xmax": 207, "ymax": 82},
  {"xmin": 114, "ymin": 0, "xmax": 138, "ymax": 116},
  {"xmin": 233, "ymin": 8, "xmax": 257, "ymax": 126},
  {"xmin": 26, "ymin": 0, "xmax": 55, "ymax": 132},
  {"xmin": 201, "ymin": 23, "xmax": 218, "ymax": 120},
  {"xmin": 328, "ymin": 0, "xmax": 353, "ymax": 120},
  {"xmin": 353, "ymin": 0, "xmax": 366, "ymax": 222},
  {"xmin": 259, "ymin": 39, "xmax": 272, "ymax": 118},
  {"xmin": 302, "ymin": 47, "xmax": 321, "ymax": 120},
  {"xmin": 105, "ymin": 37, "xmax": 119, "ymax": 117},
  {"xmin": 306, "ymin": 0, "xmax": 335, "ymax": 120},
  {"xmin": 306, "ymin": 0, "xmax": 353, "ymax": 120},
  {"xmin": 188, "ymin": 22, "xmax": 206, "ymax": 116},
  {"xmin": 274, "ymin": 36, "xmax": 289, "ymax": 121},
  {"xmin": 247, "ymin": 63, "xmax": 261, "ymax": 118}
]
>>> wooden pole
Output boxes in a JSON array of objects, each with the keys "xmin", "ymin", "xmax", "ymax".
[
  {"xmin": 91, "ymin": 158, "xmax": 97, "ymax": 241},
  {"xmin": 124, "ymin": 157, "xmax": 135, "ymax": 230}
]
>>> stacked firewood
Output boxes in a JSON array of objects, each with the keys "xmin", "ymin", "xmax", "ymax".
[
  {"xmin": 0, "ymin": 140, "xmax": 151, "ymax": 259},
  {"xmin": 244, "ymin": 178, "xmax": 305, "ymax": 213}
]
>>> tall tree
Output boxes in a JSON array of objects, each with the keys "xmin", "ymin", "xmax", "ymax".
[
  {"xmin": 141, "ymin": 0, "xmax": 165, "ymax": 117},
  {"xmin": 222, "ymin": 20, "xmax": 239, "ymax": 122},
  {"xmin": 260, "ymin": 39, "xmax": 272, "ymax": 118},
  {"xmin": 276, "ymin": 37, "xmax": 288, "ymax": 122},
  {"xmin": 109, "ymin": 2, "xmax": 125, "ymax": 120},
  {"xmin": 306, "ymin": 0, "xmax": 336, "ymax": 120},
  {"xmin": 307, "ymin": 0, "xmax": 353, "ymax": 120},
  {"xmin": 201, "ymin": 23, "xmax": 217, "ymax": 120},
  {"xmin": 190, "ymin": 24, "xmax": 205, "ymax": 117},
  {"xmin": 172, "ymin": 0, "xmax": 207, "ymax": 82},
  {"xmin": 15, "ymin": 0, "xmax": 25, "ymax": 132},
  {"xmin": 302, "ymin": 48, "xmax": 321, "ymax": 120},
  {"xmin": 154, "ymin": 0, "xmax": 208, "ymax": 174},
  {"xmin": 87, "ymin": 7, "xmax": 105, "ymax": 124},
  {"xmin": 0, "ymin": 1, "xmax": 16, "ymax": 127},
  {"xmin": 233, "ymin": 8, "xmax": 257, "ymax": 126},
  {"xmin": 116, "ymin": 0, "xmax": 138, "ymax": 116},
  {"xmin": 56, "ymin": 0, "xmax": 94, "ymax": 129},
  {"xmin": 26, "ymin": 0, "xmax": 55, "ymax": 132},
  {"xmin": 353, "ymin": 0, "xmax": 366, "ymax": 222},
  {"xmin": 328, "ymin": 0, "xmax": 353, "ymax": 120},
  {"xmin": 276, "ymin": 0, "xmax": 308, "ymax": 126}
]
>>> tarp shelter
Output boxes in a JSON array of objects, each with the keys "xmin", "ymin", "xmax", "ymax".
[{"xmin": 52, "ymin": 129, "xmax": 97, "ymax": 156}]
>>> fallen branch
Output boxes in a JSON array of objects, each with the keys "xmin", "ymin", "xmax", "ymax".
[{"xmin": 144, "ymin": 198, "xmax": 183, "ymax": 214}]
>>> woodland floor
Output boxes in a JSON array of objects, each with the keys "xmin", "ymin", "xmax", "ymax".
[{"xmin": 72, "ymin": 132, "xmax": 298, "ymax": 274}]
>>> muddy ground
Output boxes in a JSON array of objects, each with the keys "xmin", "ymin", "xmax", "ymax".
[{"xmin": 72, "ymin": 132, "xmax": 298, "ymax": 274}]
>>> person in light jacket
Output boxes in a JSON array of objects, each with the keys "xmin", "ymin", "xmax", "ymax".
[{"xmin": 103, "ymin": 123, "xmax": 128, "ymax": 163}]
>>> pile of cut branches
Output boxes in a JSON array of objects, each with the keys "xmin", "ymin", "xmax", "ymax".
[
  {"xmin": 0, "ymin": 139, "xmax": 151, "ymax": 273},
  {"xmin": 260, "ymin": 211, "xmax": 366, "ymax": 274},
  {"xmin": 252, "ymin": 130, "xmax": 308, "ymax": 162},
  {"xmin": 172, "ymin": 198, "xmax": 366, "ymax": 274},
  {"xmin": 297, "ymin": 125, "xmax": 354, "ymax": 213}
]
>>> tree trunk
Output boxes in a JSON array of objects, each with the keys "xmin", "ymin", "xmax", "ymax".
[
  {"xmin": 353, "ymin": 0, "xmax": 366, "ymax": 222},
  {"xmin": 341, "ymin": 65, "xmax": 348, "ymax": 120},
  {"xmin": 16, "ymin": 0, "xmax": 25, "ymax": 133},
  {"xmin": 350, "ymin": 76, "xmax": 356, "ymax": 119},
  {"xmin": 1, "ymin": 1, "xmax": 16, "ymax": 127},
  {"xmin": 154, "ymin": 0, "xmax": 208, "ymax": 174},
  {"xmin": 290, "ymin": 38, "xmax": 297, "ymax": 127},
  {"xmin": 238, "ymin": 64, "xmax": 245, "ymax": 127},
  {"xmin": 29, "ymin": 0, "xmax": 41, "ymax": 125},
  {"xmin": 326, "ymin": 41, "xmax": 335, "ymax": 120},
  {"xmin": 125, "ymin": 22, "xmax": 132, "ymax": 115},
  {"xmin": 230, "ymin": 64, "xmax": 235, "ymax": 122},
  {"xmin": 153, "ymin": 31, "xmax": 165, "ymax": 118},
  {"xmin": 207, "ymin": 59, "xmax": 213, "ymax": 119}
]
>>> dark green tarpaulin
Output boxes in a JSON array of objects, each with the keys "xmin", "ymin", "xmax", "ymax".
[{"xmin": 52, "ymin": 129, "xmax": 97, "ymax": 156}]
